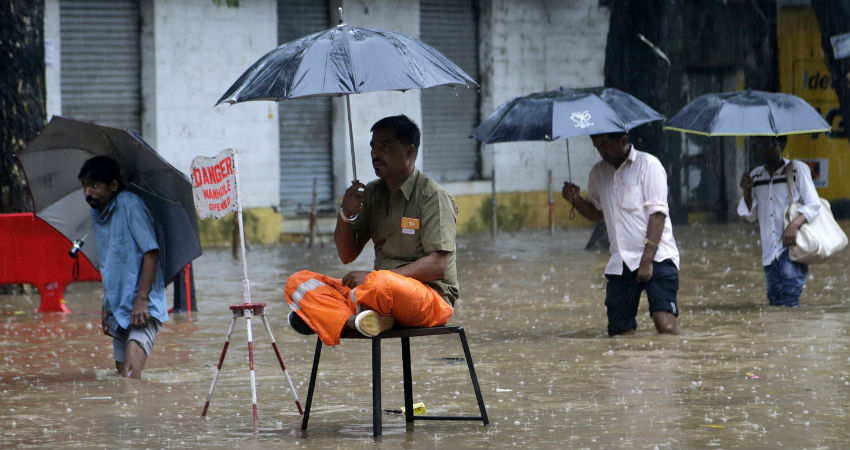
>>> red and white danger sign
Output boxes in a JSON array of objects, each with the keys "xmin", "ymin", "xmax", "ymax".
[{"xmin": 191, "ymin": 148, "xmax": 237, "ymax": 219}]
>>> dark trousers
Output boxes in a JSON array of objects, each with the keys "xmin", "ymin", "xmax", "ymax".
[{"xmin": 604, "ymin": 260, "xmax": 679, "ymax": 336}]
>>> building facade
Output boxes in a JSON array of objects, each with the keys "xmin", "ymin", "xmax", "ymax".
[{"xmin": 44, "ymin": 0, "xmax": 613, "ymax": 244}]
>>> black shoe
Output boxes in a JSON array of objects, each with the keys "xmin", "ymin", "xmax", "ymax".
[{"xmin": 288, "ymin": 311, "xmax": 315, "ymax": 335}]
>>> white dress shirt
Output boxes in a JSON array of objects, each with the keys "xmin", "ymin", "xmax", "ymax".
[
  {"xmin": 588, "ymin": 145, "xmax": 680, "ymax": 275},
  {"xmin": 737, "ymin": 158, "xmax": 821, "ymax": 266}
]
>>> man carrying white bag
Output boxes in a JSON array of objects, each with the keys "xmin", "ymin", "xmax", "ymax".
[{"xmin": 739, "ymin": 136, "xmax": 847, "ymax": 307}]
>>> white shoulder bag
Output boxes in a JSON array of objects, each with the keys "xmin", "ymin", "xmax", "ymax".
[{"xmin": 783, "ymin": 161, "xmax": 848, "ymax": 264}]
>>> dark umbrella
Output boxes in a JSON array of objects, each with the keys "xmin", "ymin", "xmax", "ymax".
[
  {"xmin": 664, "ymin": 90, "xmax": 830, "ymax": 136},
  {"xmin": 471, "ymin": 87, "xmax": 663, "ymax": 224},
  {"xmin": 216, "ymin": 12, "xmax": 476, "ymax": 181},
  {"xmin": 471, "ymin": 87, "xmax": 664, "ymax": 143},
  {"xmin": 15, "ymin": 116, "xmax": 202, "ymax": 283},
  {"xmin": 471, "ymin": 86, "xmax": 663, "ymax": 188}
]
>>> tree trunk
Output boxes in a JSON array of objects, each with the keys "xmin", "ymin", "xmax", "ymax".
[
  {"xmin": 604, "ymin": 0, "xmax": 687, "ymax": 224},
  {"xmin": 0, "ymin": 0, "xmax": 45, "ymax": 213},
  {"xmin": 811, "ymin": 0, "xmax": 850, "ymax": 141}
]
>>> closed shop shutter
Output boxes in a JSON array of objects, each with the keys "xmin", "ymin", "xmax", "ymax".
[
  {"xmin": 420, "ymin": 0, "xmax": 481, "ymax": 182},
  {"xmin": 277, "ymin": 0, "xmax": 333, "ymax": 213},
  {"xmin": 60, "ymin": 0, "xmax": 141, "ymax": 132}
]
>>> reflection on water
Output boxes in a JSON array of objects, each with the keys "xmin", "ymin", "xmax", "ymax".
[{"xmin": 2, "ymin": 223, "xmax": 848, "ymax": 449}]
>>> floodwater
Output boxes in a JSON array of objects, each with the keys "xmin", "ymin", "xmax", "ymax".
[{"xmin": 1, "ymin": 223, "xmax": 848, "ymax": 450}]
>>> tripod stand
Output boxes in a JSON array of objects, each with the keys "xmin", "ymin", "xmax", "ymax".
[
  {"xmin": 201, "ymin": 302, "xmax": 303, "ymax": 422},
  {"xmin": 196, "ymin": 150, "xmax": 302, "ymax": 424}
]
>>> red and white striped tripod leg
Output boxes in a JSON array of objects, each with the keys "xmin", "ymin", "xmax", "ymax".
[
  {"xmin": 201, "ymin": 316, "xmax": 237, "ymax": 417},
  {"xmin": 261, "ymin": 314, "xmax": 303, "ymax": 415},
  {"xmin": 245, "ymin": 310, "xmax": 259, "ymax": 423}
]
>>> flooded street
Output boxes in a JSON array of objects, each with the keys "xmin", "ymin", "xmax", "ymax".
[{"xmin": 2, "ymin": 222, "xmax": 848, "ymax": 449}]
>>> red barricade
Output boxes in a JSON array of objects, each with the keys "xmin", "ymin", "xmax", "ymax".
[{"xmin": 0, "ymin": 213, "xmax": 101, "ymax": 312}]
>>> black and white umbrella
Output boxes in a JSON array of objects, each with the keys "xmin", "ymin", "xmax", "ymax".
[{"xmin": 16, "ymin": 116, "xmax": 202, "ymax": 282}]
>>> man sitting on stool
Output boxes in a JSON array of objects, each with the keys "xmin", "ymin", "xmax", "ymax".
[{"xmin": 285, "ymin": 115, "xmax": 458, "ymax": 346}]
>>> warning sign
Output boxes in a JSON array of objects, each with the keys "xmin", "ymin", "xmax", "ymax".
[{"xmin": 191, "ymin": 148, "xmax": 237, "ymax": 219}]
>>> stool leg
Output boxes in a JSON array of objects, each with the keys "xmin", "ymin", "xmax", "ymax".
[
  {"xmin": 301, "ymin": 337, "xmax": 323, "ymax": 431},
  {"xmin": 372, "ymin": 337, "xmax": 382, "ymax": 438},
  {"xmin": 458, "ymin": 328, "xmax": 489, "ymax": 426},
  {"xmin": 401, "ymin": 336, "xmax": 414, "ymax": 423}
]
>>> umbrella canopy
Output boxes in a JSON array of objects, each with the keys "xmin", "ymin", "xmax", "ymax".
[
  {"xmin": 664, "ymin": 90, "xmax": 831, "ymax": 136},
  {"xmin": 16, "ymin": 116, "xmax": 202, "ymax": 283},
  {"xmin": 216, "ymin": 19, "xmax": 476, "ymax": 181},
  {"xmin": 470, "ymin": 87, "xmax": 664, "ymax": 144},
  {"xmin": 216, "ymin": 23, "xmax": 476, "ymax": 104}
]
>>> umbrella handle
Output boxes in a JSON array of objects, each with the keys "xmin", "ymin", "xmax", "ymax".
[
  {"xmin": 346, "ymin": 95, "xmax": 358, "ymax": 182},
  {"xmin": 566, "ymin": 140, "xmax": 575, "ymax": 219}
]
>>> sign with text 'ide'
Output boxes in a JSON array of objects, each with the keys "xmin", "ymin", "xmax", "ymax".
[{"xmin": 191, "ymin": 148, "xmax": 237, "ymax": 219}]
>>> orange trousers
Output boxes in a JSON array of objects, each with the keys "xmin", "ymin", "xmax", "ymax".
[{"xmin": 284, "ymin": 270, "xmax": 454, "ymax": 346}]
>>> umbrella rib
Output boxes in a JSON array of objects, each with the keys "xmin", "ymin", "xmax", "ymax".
[
  {"xmin": 129, "ymin": 181, "xmax": 182, "ymax": 206},
  {"xmin": 766, "ymin": 99, "xmax": 779, "ymax": 135},
  {"xmin": 484, "ymin": 100, "xmax": 522, "ymax": 142},
  {"xmin": 283, "ymin": 33, "xmax": 323, "ymax": 98},
  {"xmin": 333, "ymin": 26, "xmax": 357, "ymax": 93},
  {"xmin": 705, "ymin": 102, "xmax": 723, "ymax": 137},
  {"xmin": 388, "ymin": 31, "xmax": 427, "ymax": 87}
]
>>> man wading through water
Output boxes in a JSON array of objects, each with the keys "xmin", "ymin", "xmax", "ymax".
[{"xmin": 562, "ymin": 132, "xmax": 682, "ymax": 336}]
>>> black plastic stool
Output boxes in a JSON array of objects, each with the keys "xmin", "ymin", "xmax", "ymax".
[{"xmin": 300, "ymin": 326, "xmax": 489, "ymax": 437}]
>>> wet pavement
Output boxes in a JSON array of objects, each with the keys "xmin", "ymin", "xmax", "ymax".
[{"xmin": 1, "ymin": 222, "xmax": 848, "ymax": 449}]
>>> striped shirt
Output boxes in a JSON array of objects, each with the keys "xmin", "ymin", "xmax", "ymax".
[{"xmin": 737, "ymin": 158, "xmax": 821, "ymax": 266}]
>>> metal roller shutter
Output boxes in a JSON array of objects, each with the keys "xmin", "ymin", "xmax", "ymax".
[
  {"xmin": 277, "ymin": 0, "xmax": 333, "ymax": 213},
  {"xmin": 60, "ymin": 0, "xmax": 141, "ymax": 132},
  {"xmin": 420, "ymin": 0, "xmax": 481, "ymax": 182}
]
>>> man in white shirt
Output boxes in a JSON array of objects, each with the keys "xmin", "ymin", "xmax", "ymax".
[
  {"xmin": 562, "ymin": 132, "xmax": 682, "ymax": 336},
  {"xmin": 738, "ymin": 135, "xmax": 820, "ymax": 307}
]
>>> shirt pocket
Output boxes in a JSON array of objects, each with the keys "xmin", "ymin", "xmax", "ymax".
[{"xmin": 620, "ymin": 185, "xmax": 642, "ymax": 211}]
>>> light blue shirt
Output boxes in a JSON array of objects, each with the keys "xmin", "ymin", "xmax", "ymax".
[{"xmin": 92, "ymin": 190, "xmax": 168, "ymax": 330}]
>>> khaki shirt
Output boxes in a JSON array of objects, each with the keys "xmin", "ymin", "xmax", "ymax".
[{"xmin": 351, "ymin": 169, "xmax": 459, "ymax": 305}]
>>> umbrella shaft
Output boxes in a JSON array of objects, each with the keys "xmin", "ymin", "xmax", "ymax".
[{"xmin": 346, "ymin": 95, "xmax": 358, "ymax": 182}]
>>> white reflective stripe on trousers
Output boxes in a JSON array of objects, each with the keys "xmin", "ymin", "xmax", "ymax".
[{"xmin": 289, "ymin": 278, "xmax": 327, "ymax": 311}]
